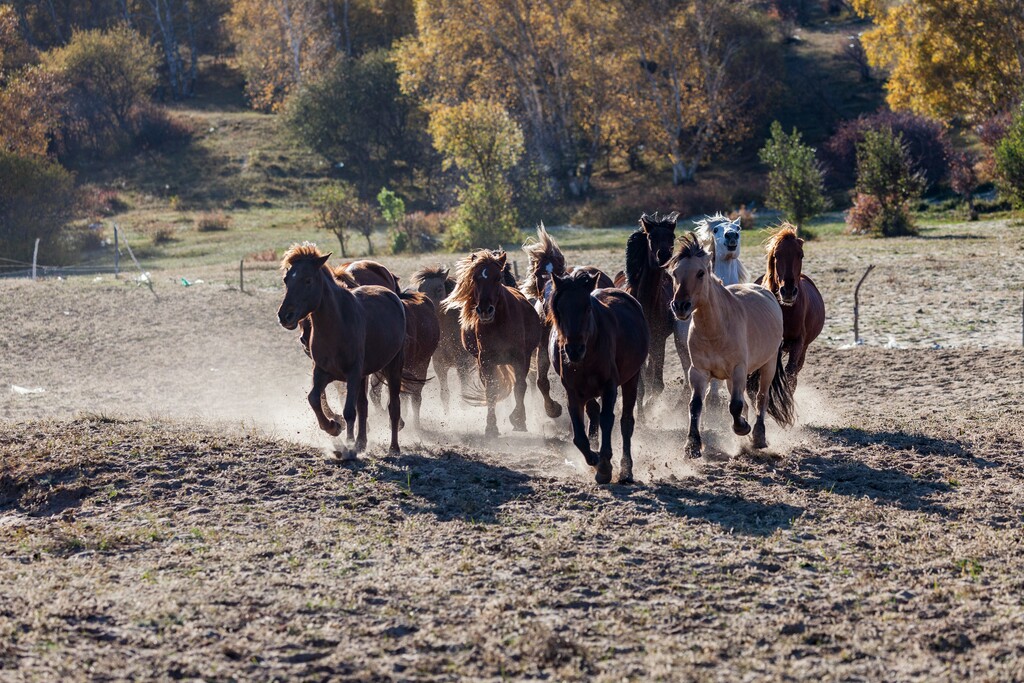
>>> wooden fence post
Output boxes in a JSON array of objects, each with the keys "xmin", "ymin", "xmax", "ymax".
[
  {"xmin": 31, "ymin": 238, "xmax": 39, "ymax": 281},
  {"xmin": 113, "ymin": 224, "xmax": 120, "ymax": 279},
  {"xmin": 854, "ymin": 264, "xmax": 875, "ymax": 344}
]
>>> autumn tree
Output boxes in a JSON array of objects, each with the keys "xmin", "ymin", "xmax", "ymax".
[
  {"xmin": 429, "ymin": 100, "xmax": 524, "ymax": 250},
  {"xmin": 311, "ymin": 181, "xmax": 379, "ymax": 256},
  {"xmin": 0, "ymin": 150, "xmax": 77, "ymax": 263},
  {"xmin": 623, "ymin": 0, "xmax": 784, "ymax": 184},
  {"xmin": 995, "ymin": 105, "xmax": 1024, "ymax": 208},
  {"xmin": 850, "ymin": 128, "xmax": 925, "ymax": 237},
  {"xmin": 42, "ymin": 24, "xmax": 159, "ymax": 139},
  {"xmin": 397, "ymin": 0, "xmax": 625, "ymax": 196},
  {"xmin": 852, "ymin": 0, "xmax": 1024, "ymax": 122}
]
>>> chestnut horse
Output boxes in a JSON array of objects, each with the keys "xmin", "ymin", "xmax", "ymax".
[
  {"xmin": 754, "ymin": 224, "xmax": 825, "ymax": 389},
  {"xmin": 335, "ymin": 260, "xmax": 401, "ymax": 292},
  {"xmin": 410, "ymin": 266, "xmax": 475, "ymax": 412},
  {"xmin": 549, "ymin": 271, "xmax": 649, "ymax": 485},
  {"xmin": 665, "ymin": 234, "xmax": 794, "ymax": 457},
  {"xmin": 277, "ymin": 244, "xmax": 406, "ymax": 456},
  {"xmin": 613, "ymin": 212, "xmax": 678, "ymax": 413},
  {"xmin": 443, "ymin": 250, "xmax": 541, "ymax": 436},
  {"xmin": 521, "ymin": 223, "xmax": 613, "ymax": 423}
]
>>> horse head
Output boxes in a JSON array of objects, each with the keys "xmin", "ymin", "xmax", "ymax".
[
  {"xmin": 278, "ymin": 244, "xmax": 332, "ymax": 330},
  {"xmin": 640, "ymin": 211, "xmax": 679, "ymax": 267},
  {"xmin": 550, "ymin": 270, "xmax": 599, "ymax": 364},
  {"xmin": 765, "ymin": 225, "xmax": 804, "ymax": 306},
  {"xmin": 445, "ymin": 249, "xmax": 508, "ymax": 326},
  {"xmin": 664, "ymin": 233, "xmax": 711, "ymax": 322},
  {"xmin": 411, "ymin": 265, "xmax": 451, "ymax": 310},
  {"xmin": 522, "ymin": 222, "xmax": 566, "ymax": 302},
  {"xmin": 696, "ymin": 213, "xmax": 743, "ymax": 263}
]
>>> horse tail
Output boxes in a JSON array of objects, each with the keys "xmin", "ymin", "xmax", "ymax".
[
  {"xmin": 461, "ymin": 364, "xmax": 515, "ymax": 406},
  {"xmin": 747, "ymin": 345, "xmax": 796, "ymax": 428}
]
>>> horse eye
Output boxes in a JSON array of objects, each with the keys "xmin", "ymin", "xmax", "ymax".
[
  {"xmin": 713, "ymin": 227, "xmax": 719, "ymax": 233},
  {"xmin": 697, "ymin": 270, "xmax": 705, "ymax": 278}
]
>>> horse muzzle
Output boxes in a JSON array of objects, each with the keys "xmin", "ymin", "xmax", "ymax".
[
  {"xmin": 562, "ymin": 344, "xmax": 587, "ymax": 364},
  {"xmin": 278, "ymin": 308, "xmax": 300, "ymax": 330},
  {"xmin": 476, "ymin": 305, "xmax": 496, "ymax": 324},
  {"xmin": 671, "ymin": 300, "xmax": 692, "ymax": 321},
  {"xmin": 778, "ymin": 286, "xmax": 798, "ymax": 307}
]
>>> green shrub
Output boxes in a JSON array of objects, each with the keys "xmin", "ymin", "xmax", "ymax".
[
  {"xmin": 849, "ymin": 128, "xmax": 924, "ymax": 236},
  {"xmin": 759, "ymin": 121, "xmax": 829, "ymax": 231},
  {"xmin": 311, "ymin": 181, "xmax": 377, "ymax": 257},
  {"xmin": 995, "ymin": 105, "xmax": 1024, "ymax": 208},
  {"xmin": 0, "ymin": 150, "xmax": 77, "ymax": 263}
]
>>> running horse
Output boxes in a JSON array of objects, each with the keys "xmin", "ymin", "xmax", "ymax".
[
  {"xmin": 548, "ymin": 271, "xmax": 649, "ymax": 485},
  {"xmin": 443, "ymin": 250, "xmax": 541, "ymax": 436},
  {"xmin": 613, "ymin": 212, "xmax": 678, "ymax": 413},
  {"xmin": 754, "ymin": 224, "xmax": 825, "ymax": 389},
  {"xmin": 521, "ymin": 223, "xmax": 613, "ymax": 422},
  {"xmin": 277, "ymin": 244, "xmax": 406, "ymax": 457},
  {"xmin": 410, "ymin": 266, "xmax": 475, "ymax": 412},
  {"xmin": 665, "ymin": 234, "xmax": 795, "ymax": 457}
]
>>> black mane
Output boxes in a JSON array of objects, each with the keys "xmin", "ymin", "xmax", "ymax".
[{"xmin": 624, "ymin": 229, "xmax": 649, "ymax": 290}]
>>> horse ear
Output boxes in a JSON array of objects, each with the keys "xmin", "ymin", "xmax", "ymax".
[
  {"xmin": 551, "ymin": 273, "xmax": 567, "ymax": 289},
  {"xmin": 496, "ymin": 251, "xmax": 507, "ymax": 267},
  {"xmin": 665, "ymin": 211, "xmax": 680, "ymax": 226},
  {"xmin": 639, "ymin": 213, "xmax": 652, "ymax": 232},
  {"xmin": 587, "ymin": 272, "xmax": 600, "ymax": 291},
  {"xmin": 443, "ymin": 268, "xmax": 450, "ymax": 278},
  {"xmin": 316, "ymin": 252, "xmax": 332, "ymax": 268}
]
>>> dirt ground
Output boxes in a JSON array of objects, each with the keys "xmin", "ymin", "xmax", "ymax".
[{"xmin": 1, "ymin": 220, "xmax": 1023, "ymax": 680}]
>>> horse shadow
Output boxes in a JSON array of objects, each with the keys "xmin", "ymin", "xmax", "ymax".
[
  {"xmin": 808, "ymin": 425, "xmax": 991, "ymax": 465},
  {"xmin": 336, "ymin": 448, "xmax": 537, "ymax": 524}
]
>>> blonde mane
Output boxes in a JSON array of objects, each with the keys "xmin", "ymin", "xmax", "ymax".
[
  {"xmin": 281, "ymin": 242, "xmax": 328, "ymax": 271},
  {"xmin": 521, "ymin": 223, "xmax": 566, "ymax": 299},
  {"xmin": 442, "ymin": 249, "xmax": 508, "ymax": 330},
  {"xmin": 763, "ymin": 223, "xmax": 800, "ymax": 290}
]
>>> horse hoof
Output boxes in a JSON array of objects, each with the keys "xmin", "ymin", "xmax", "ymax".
[
  {"xmin": 485, "ymin": 425, "xmax": 499, "ymax": 438},
  {"xmin": 354, "ymin": 439, "xmax": 367, "ymax": 453},
  {"xmin": 685, "ymin": 445, "xmax": 703, "ymax": 459},
  {"xmin": 388, "ymin": 445, "xmax": 401, "ymax": 456},
  {"xmin": 325, "ymin": 420, "xmax": 342, "ymax": 437},
  {"xmin": 618, "ymin": 472, "xmax": 634, "ymax": 485},
  {"xmin": 545, "ymin": 402, "xmax": 563, "ymax": 419},
  {"xmin": 733, "ymin": 423, "xmax": 751, "ymax": 437},
  {"xmin": 333, "ymin": 447, "xmax": 357, "ymax": 461},
  {"xmin": 594, "ymin": 463, "xmax": 613, "ymax": 485}
]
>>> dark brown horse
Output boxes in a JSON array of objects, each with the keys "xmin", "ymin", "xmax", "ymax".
[
  {"xmin": 277, "ymin": 243, "xmax": 406, "ymax": 457},
  {"xmin": 754, "ymin": 224, "xmax": 825, "ymax": 389},
  {"xmin": 521, "ymin": 223, "xmax": 613, "ymax": 422},
  {"xmin": 549, "ymin": 271, "xmax": 649, "ymax": 484},
  {"xmin": 443, "ymin": 250, "xmax": 541, "ymax": 436},
  {"xmin": 613, "ymin": 212, "xmax": 678, "ymax": 413},
  {"xmin": 335, "ymin": 260, "xmax": 401, "ymax": 292},
  {"xmin": 410, "ymin": 266, "xmax": 475, "ymax": 412}
]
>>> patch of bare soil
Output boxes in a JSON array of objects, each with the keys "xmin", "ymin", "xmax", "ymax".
[{"xmin": 1, "ymin": 221, "xmax": 1023, "ymax": 679}]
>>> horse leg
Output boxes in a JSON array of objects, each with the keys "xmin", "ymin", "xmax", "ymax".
[
  {"xmin": 786, "ymin": 337, "xmax": 807, "ymax": 391},
  {"xmin": 435, "ymin": 358, "xmax": 451, "ymax": 413},
  {"xmin": 686, "ymin": 366, "xmax": 709, "ymax": 458},
  {"xmin": 386, "ymin": 357, "xmax": 403, "ymax": 455},
  {"xmin": 672, "ymin": 320, "xmax": 691, "ymax": 414},
  {"xmin": 728, "ymin": 366, "xmax": 752, "ymax": 437},
  {"xmin": 308, "ymin": 367, "xmax": 342, "ymax": 437},
  {"xmin": 585, "ymin": 400, "xmax": 600, "ymax": 441},
  {"xmin": 537, "ymin": 325, "xmax": 562, "ymax": 418},
  {"xmin": 354, "ymin": 377, "xmax": 369, "ymax": 454},
  {"xmin": 752, "ymin": 364, "xmax": 772, "ymax": 450},
  {"xmin": 568, "ymin": 399, "xmax": 597, "ymax": 468},
  {"xmin": 619, "ymin": 374, "xmax": 639, "ymax": 484},
  {"xmin": 594, "ymin": 384, "xmax": 618, "ymax": 485},
  {"xmin": 342, "ymin": 372, "xmax": 360, "ymax": 444},
  {"xmin": 636, "ymin": 371, "xmax": 647, "ymax": 425},
  {"xmin": 369, "ymin": 374, "xmax": 384, "ymax": 413},
  {"xmin": 648, "ymin": 332, "xmax": 667, "ymax": 401},
  {"xmin": 509, "ymin": 361, "xmax": 529, "ymax": 432},
  {"xmin": 482, "ymin": 363, "xmax": 499, "ymax": 437}
]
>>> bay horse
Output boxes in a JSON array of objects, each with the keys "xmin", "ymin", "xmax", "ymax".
[
  {"xmin": 665, "ymin": 234, "xmax": 794, "ymax": 457},
  {"xmin": 410, "ymin": 266, "xmax": 475, "ymax": 412},
  {"xmin": 613, "ymin": 212, "xmax": 678, "ymax": 413},
  {"xmin": 443, "ymin": 249, "xmax": 541, "ymax": 436},
  {"xmin": 754, "ymin": 224, "xmax": 825, "ymax": 390},
  {"xmin": 277, "ymin": 243, "xmax": 406, "ymax": 457},
  {"xmin": 335, "ymin": 260, "xmax": 401, "ymax": 292},
  {"xmin": 549, "ymin": 271, "xmax": 649, "ymax": 485},
  {"xmin": 521, "ymin": 223, "xmax": 613, "ymax": 422},
  {"xmin": 675, "ymin": 214, "xmax": 752, "ymax": 397}
]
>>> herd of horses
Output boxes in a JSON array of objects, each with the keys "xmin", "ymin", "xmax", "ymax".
[{"xmin": 277, "ymin": 213, "xmax": 826, "ymax": 484}]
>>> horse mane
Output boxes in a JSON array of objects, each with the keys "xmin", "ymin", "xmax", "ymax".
[
  {"xmin": 521, "ymin": 223, "xmax": 566, "ymax": 299},
  {"xmin": 281, "ymin": 242, "xmax": 329, "ymax": 271},
  {"xmin": 442, "ymin": 249, "xmax": 508, "ymax": 330},
  {"xmin": 330, "ymin": 265, "xmax": 358, "ymax": 288},
  {"xmin": 623, "ymin": 229, "xmax": 649, "ymax": 290},
  {"xmin": 665, "ymin": 232, "xmax": 709, "ymax": 270},
  {"xmin": 410, "ymin": 265, "xmax": 456, "ymax": 296},
  {"xmin": 398, "ymin": 289, "xmax": 429, "ymax": 304},
  {"xmin": 762, "ymin": 223, "xmax": 800, "ymax": 289}
]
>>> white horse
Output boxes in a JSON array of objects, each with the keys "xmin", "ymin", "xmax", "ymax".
[{"xmin": 674, "ymin": 214, "xmax": 750, "ymax": 396}]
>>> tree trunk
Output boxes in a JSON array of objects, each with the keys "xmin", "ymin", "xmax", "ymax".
[
  {"xmin": 364, "ymin": 233, "xmax": 373, "ymax": 255},
  {"xmin": 335, "ymin": 231, "xmax": 348, "ymax": 258}
]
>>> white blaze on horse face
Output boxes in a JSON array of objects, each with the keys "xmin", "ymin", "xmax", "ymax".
[{"xmin": 545, "ymin": 262, "xmax": 554, "ymax": 274}]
